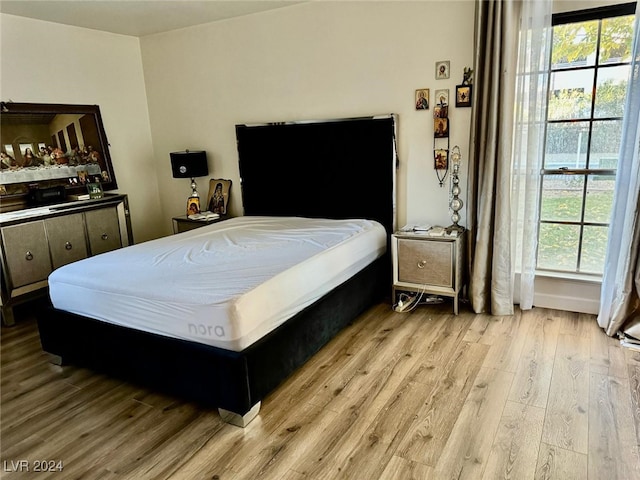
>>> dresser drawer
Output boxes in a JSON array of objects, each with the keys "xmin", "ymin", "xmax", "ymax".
[
  {"xmin": 45, "ymin": 213, "xmax": 89, "ymax": 269},
  {"xmin": 1, "ymin": 222, "xmax": 52, "ymax": 288},
  {"xmin": 397, "ymin": 238, "xmax": 453, "ymax": 287},
  {"xmin": 85, "ymin": 207, "xmax": 122, "ymax": 255}
]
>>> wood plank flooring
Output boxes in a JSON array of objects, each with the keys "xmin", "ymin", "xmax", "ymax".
[{"xmin": 2, "ymin": 301, "xmax": 639, "ymax": 479}]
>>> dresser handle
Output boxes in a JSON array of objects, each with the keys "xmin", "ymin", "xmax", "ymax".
[
  {"xmin": 417, "ymin": 260, "xmax": 427, "ymax": 269},
  {"xmin": 101, "ymin": 234, "xmax": 108, "ymax": 240},
  {"xmin": 25, "ymin": 251, "xmax": 33, "ymax": 261},
  {"xmin": 65, "ymin": 241, "xmax": 73, "ymax": 250}
]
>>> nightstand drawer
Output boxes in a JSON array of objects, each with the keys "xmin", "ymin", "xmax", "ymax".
[
  {"xmin": 172, "ymin": 215, "xmax": 230, "ymax": 234},
  {"xmin": 397, "ymin": 238, "xmax": 453, "ymax": 287},
  {"xmin": 175, "ymin": 221, "xmax": 206, "ymax": 233}
]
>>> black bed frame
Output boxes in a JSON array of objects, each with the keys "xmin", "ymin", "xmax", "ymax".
[{"xmin": 38, "ymin": 114, "xmax": 397, "ymax": 426}]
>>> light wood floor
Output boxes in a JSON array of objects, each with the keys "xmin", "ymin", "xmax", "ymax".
[{"xmin": 2, "ymin": 301, "xmax": 640, "ymax": 479}]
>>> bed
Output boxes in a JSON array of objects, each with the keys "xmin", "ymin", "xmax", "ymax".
[{"xmin": 37, "ymin": 114, "xmax": 397, "ymax": 426}]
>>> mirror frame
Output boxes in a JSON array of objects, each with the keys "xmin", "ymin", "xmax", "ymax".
[{"xmin": 0, "ymin": 102, "xmax": 118, "ymax": 207}]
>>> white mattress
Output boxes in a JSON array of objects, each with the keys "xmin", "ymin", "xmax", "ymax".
[{"xmin": 49, "ymin": 216, "xmax": 387, "ymax": 351}]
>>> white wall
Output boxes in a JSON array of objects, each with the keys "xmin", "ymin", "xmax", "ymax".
[
  {"xmin": 1, "ymin": 2, "xmax": 476, "ymax": 237},
  {"xmin": 0, "ymin": 14, "xmax": 163, "ymax": 242},
  {"xmin": 139, "ymin": 1, "xmax": 475, "ymax": 233}
]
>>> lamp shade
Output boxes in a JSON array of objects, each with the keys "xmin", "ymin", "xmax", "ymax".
[{"xmin": 170, "ymin": 150, "xmax": 208, "ymax": 178}]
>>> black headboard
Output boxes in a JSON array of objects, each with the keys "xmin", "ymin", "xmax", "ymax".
[{"xmin": 236, "ymin": 115, "xmax": 397, "ymax": 236}]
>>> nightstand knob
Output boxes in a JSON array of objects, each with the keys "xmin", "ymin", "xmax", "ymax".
[
  {"xmin": 25, "ymin": 251, "xmax": 33, "ymax": 261},
  {"xmin": 101, "ymin": 233, "xmax": 109, "ymax": 240},
  {"xmin": 417, "ymin": 260, "xmax": 427, "ymax": 269},
  {"xmin": 65, "ymin": 241, "xmax": 73, "ymax": 250}
]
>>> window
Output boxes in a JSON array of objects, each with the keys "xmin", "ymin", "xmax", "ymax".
[{"xmin": 538, "ymin": 3, "xmax": 635, "ymax": 275}]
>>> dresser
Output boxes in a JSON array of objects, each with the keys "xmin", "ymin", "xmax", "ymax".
[
  {"xmin": 0, "ymin": 194, "xmax": 132, "ymax": 325},
  {"xmin": 391, "ymin": 230, "xmax": 466, "ymax": 314}
]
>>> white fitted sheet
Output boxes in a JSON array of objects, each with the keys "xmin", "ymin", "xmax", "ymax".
[{"xmin": 49, "ymin": 216, "xmax": 387, "ymax": 351}]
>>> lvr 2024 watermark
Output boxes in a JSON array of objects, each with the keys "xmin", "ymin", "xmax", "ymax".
[{"xmin": 3, "ymin": 460, "xmax": 64, "ymax": 472}]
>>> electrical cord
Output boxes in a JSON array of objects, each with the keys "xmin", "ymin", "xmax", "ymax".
[
  {"xmin": 393, "ymin": 283, "xmax": 430, "ymax": 313},
  {"xmin": 393, "ymin": 287, "xmax": 445, "ymax": 313}
]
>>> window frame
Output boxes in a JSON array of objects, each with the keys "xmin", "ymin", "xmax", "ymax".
[{"xmin": 538, "ymin": 2, "xmax": 636, "ymax": 276}]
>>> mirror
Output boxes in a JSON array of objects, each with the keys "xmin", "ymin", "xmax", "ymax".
[{"xmin": 0, "ymin": 102, "xmax": 118, "ymax": 206}]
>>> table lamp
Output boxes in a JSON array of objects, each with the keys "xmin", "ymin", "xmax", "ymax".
[{"xmin": 170, "ymin": 150, "xmax": 209, "ymax": 216}]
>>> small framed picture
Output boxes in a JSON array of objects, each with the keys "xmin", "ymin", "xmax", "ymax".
[
  {"xmin": 434, "ymin": 149, "xmax": 449, "ymax": 170},
  {"xmin": 206, "ymin": 178, "xmax": 232, "ymax": 215},
  {"xmin": 435, "ymin": 88, "xmax": 449, "ymax": 106},
  {"xmin": 456, "ymin": 84, "xmax": 472, "ymax": 107},
  {"xmin": 187, "ymin": 195, "xmax": 201, "ymax": 216},
  {"xmin": 415, "ymin": 88, "xmax": 429, "ymax": 110},
  {"xmin": 434, "ymin": 117, "xmax": 449, "ymax": 138},
  {"xmin": 86, "ymin": 182, "xmax": 103, "ymax": 199},
  {"xmin": 435, "ymin": 60, "xmax": 450, "ymax": 80},
  {"xmin": 433, "ymin": 105, "xmax": 448, "ymax": 119}
]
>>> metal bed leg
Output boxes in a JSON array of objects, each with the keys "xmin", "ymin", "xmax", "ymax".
[
  {"xmin": 218, "ymin": 401, "xmax": 261, "ymax": 427},
  {"xmin": 47, "ymin": 354, "xmax": 64, "ymax": 366}
]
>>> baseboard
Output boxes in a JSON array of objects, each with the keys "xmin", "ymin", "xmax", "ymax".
[
  {"xmin": 515, "ymin": 272, "xmax": 601, "ymax": 315},
  {"xmin": 532, "ymin": 292, "xmax": 600, "ymax": 315}
]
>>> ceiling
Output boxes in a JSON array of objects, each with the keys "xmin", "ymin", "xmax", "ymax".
[{"xmin": 0, "ymin": 1, "xmax": 306, "ymax": 37}]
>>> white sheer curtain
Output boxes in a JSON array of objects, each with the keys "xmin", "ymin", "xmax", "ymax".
[
  {"xmin": 598, "ymin": 3, "xmax": 640, "ymax": 336},
  {"xmin": 511, "ymin": 0, "xmax": 552, "ymax": 310}
]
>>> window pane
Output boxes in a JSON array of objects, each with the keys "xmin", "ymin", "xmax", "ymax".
[
  {"xmin": 544, "ymin": 121, "xmax": 589, "ymax": 169},
  {"xmin": 600, "ymin": 15, "xmax": 635, "ymax": 64},
  {"xmin": 590, "ymin": 119, "xmax": 622, "ymax": 169},
  {"xmin": 552, "ymin": 20, "xmax": 598, "ymax": 69},
  {"xmin": 540, "ymin": 175, "xmax": 585, "ymax": 222},
  {"xmin": 581, "ymin": 225, "xmax": 609, "ymax": 274},
  {"xmin": 548, "ymin": 70, "xmax": 594, "ymax": 120},
  {"xmin": 537, "ymin": 223, "xmax": 580, "ymax": 271},
  {"xmin": 594, "ymin": 65, "xmax": 629, "ymax": 118},
  {"xmin": 584, "ymin": 175, "xmax": 615, "ymax": 223}
]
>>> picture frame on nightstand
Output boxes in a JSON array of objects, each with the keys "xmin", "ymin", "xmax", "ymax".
[
  {"xmin": 187, "ymin": 196, "xmax": 201, "ymax": 216},
  {"xmin": 205, "ymin": 178, "xmax": 232, "ymax": 215}
]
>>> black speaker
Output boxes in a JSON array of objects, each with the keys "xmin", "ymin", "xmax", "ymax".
[{"xmin": 170, "ymin": 150, "xmax": 208, "ymax": 178}]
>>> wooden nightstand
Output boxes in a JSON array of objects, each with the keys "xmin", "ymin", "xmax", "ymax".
[
  {"xmin": 391, "ymin": 230, "xmax": 466, "ymax": 314},
  {"xmin": 172, "ymin": 214, "xmax": 229, "ymax": 234}
]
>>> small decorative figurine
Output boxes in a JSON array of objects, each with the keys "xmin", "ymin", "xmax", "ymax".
[{"xmin": 462, "ymin": 67, "xmax": 473, "ymax": 85}]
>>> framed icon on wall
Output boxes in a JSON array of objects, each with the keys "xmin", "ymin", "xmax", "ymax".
[
  {"xmin": 436, "ymin": 60, "xmax": 450, "ymax": 79},
  {"xmin": 415, "ymin": 88, "xmax": 430, "ymax": 110},
  {"xmin": 456, "ymin": 85, "xmax": 472, "ymax": 107}
]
